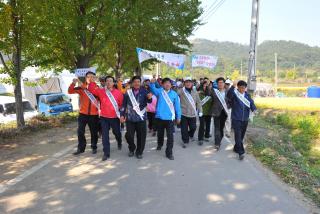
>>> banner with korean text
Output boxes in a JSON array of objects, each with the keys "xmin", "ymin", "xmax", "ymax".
[
  {"xmin": 191, "ymin": 55, "xmax": 218, "ymax": 69},
  {"xmin": 75, "ymin": 67, "xmax": 97, "ymax": 77},
  {"xmin": 136, "ymin": 48, "xmax": 186, "ymax": 70}
]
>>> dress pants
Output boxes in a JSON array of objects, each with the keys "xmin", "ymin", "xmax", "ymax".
[
  {"xmin": 125, "ymin": 120, "xmax": 147, "ymax": 155},
  {"xmin": 213, "ymin": 110, "xmax": 228, "ymax": 146},
  {"xmin": 156, "ymin": 119, "xmax": 175, "ymax": 156},
  {"xmin": 198, "ymin": 115, "xmax": 212, "ymax": 141},
  {"xmin": 181, "ymin": 115, "xmax": 197, "ymax": 144},
  {"xmin": 100, "ymin": 117, "xmax": 122, "ymax": 156},
  {"xmin": 77, "ymin": 113, "xmax": 99, "ymax": 151},
  {"xmin": 232, "ymin": 119, "xmax": 248, "ymax": 155}
]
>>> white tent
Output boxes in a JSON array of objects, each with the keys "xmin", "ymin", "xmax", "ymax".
[{"xmin": 1, "ymin": 66, "xmax": 80, "ymax": 110}]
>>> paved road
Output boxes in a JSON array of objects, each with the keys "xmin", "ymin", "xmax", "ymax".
[{"xmin": 0, "ymin": 130, "xmax": 315, "ymax": 214}]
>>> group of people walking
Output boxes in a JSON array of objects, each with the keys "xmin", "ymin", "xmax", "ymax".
[{"xmin": 68, "ymin": 72, "xmax": 257, "ymax": 161}]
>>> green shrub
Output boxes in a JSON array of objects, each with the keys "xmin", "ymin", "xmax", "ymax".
[
  {"xmin": 0, "ymin": 112, "xmax": 78, "ymax": 140},
  {"xmin": 249, "ymin": 111, "xmax": 320, "ymax": 206}
]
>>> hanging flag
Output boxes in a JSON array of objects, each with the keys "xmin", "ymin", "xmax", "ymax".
[
  {"xmin": 136, "ymin": 48, "xmax": 185, "ymax": 70},
  {"xmin": 75, "ymin": 67, "xmax": 96, "ymax": 77},
  {"xmin": 191, "ymin": 55, "xmax": 218, "ymax": 69}
]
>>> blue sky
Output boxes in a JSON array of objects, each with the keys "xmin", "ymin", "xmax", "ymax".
[{"xmin": 191, "ymin": 0, "xmax": 320, "ymax": 47}]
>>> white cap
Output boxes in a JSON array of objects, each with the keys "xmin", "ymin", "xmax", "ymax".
[
  {"xmin": 184, "ymin": 77, "xmax": 192, "ymax": 81},
  {"xmin": 123, "ymin": 79, "xmax": 130, "ymax": 84},
  {"xmin": 225, "ymin": 79, "xmax": 232, "ymax": 84}
]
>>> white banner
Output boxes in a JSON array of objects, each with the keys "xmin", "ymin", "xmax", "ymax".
[
  {"xmin": 136, "ymin": 48, "xmax": 185, "ymax": 70},
  {"xmin": 191, "ymin": 55, "xmax": 218, "ymax": 69},
  {"xmin": 75, "ymin": 67, "xmax": 96, "ymax": 77}
]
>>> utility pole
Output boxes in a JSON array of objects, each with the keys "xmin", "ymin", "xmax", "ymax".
[
  {"xmin": 274, "ymin": 53, "xmax": 278, "ymax": 94},
  {"xmin": 247, "ymin": 0, "xmax": 260, "ymax": 93}
]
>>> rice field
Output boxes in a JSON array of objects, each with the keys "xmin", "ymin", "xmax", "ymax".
[
  {"xmin": 276, "ymin": 86, "xmax": 307, "ymax": 90},
  {"xmin": 254, "ymin": 97, "xmax": 320, "ymax": 111}
]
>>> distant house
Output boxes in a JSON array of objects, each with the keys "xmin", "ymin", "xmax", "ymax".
[{"xmin": 255, "ymin": 83, "xmax": 275, "ymax": 97}]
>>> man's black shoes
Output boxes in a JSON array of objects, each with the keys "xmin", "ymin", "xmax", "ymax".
[
  {"xmin": 73, "ymin": 150, "xmax": 84, "ymax": 156},
  {"xmin": 136, "ymin": 154, "xmax": 143, "ymax": 159},
  {"xmin": 166, "ymin": 155, "xmax": 174, "ymax": 160},
  {"xmin": 102, "ymin": 154, "xmax": 109, "ymax": 161}
]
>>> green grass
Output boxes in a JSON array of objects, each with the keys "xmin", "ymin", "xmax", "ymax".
[
  {"xmin": 248, "ymin": 111, "xmax": 320, "ymax": 206},
  {"xmin": 0, "ymin": 92, "xmax": 14, "ymax": 96},
  {"xmin": 275, "ymin": 113, "xmax": 320, "ymax": 177}
]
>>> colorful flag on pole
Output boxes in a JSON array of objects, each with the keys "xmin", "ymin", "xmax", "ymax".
[
  {"xmin": 191, "ymin": 55, "xmax": 218, "ymax": 69},
  {"xmin": 136, "ymin": 48, "xmax": 185, "ymax": 70}
]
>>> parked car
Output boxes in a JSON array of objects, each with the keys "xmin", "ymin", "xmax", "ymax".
[
  {"xmin": 37, "ymin": 93, "xmax": 73, "ymax": 116},
  {"xmin": 0, "ymin": 96, "xmax": 38, "ymax": 124}
]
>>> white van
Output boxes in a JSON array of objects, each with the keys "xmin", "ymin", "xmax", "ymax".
[{"xmin": 0, "ymin": 96, "xmax": 38, "ymax": 124}]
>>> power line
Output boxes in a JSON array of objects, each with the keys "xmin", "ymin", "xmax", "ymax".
[
  {"xmin": 194, "ymin": 0, "xmax": 219, "ymax": 32},
  {"xmin": 193, "ymin": 0, "xmax": 227, "ymax": 32},
  {"xmin": 202, "ymin": 0, "xmax": 227, "ymax": 22},
  {"xmin": 203, "ymin": 0, "xmax": 227, "ymax": 22},
  {"xmin": 200, "ymin": 0, "xmax": 219, "ymax": 21},
  {"xmin": 203, "ymin": 0, "xmax": 220, "ymax": 15}
]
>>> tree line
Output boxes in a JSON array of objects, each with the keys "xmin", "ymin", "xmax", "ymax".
[
  {"xmin": 0, "ymin": 0, "xmax": 203, "ymax": 127},
  {"xmin": 190, "ymin": 39, "xmax": 320, "ymax": 80}
]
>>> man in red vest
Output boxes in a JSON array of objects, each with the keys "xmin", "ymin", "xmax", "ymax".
[{"xmin": 89, "ymin": 76, "xmax": 123, "ymax": 161}]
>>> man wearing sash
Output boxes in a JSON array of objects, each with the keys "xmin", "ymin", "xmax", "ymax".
[
  {"xmin": 224, "ymin": 79, "xmax": 232, "ymax": 138},
  {"xmin": 68, "ymin": 72, "xmax": 99, "ymax": 155},
  {"xmin": 177, "ymin": 77, "xmax": 203, "ymax": 148},
  {"xmin": 88, "ymin": 76, "xmax": 123, "ymax": 161},
  {"xmin": 227, "ymin": 80, "xmax": 257, "ymax": 160},
  {"xmin": 120, "ymin": 76, "xmax": 152, "ymax": 159},
  {"xmin": 149, "ymin": 78, "xmax": 181, "ymax": 160},
  {"xmin": 207, "ymin": 77, "xmax": 229, "ymax": 150},
  {"xmin": 197, "ymin": 80, "xmax": 213, "ymax": 145}
]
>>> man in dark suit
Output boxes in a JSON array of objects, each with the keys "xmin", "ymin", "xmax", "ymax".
[
  {"xmin": 207, "ymin": 77, "xmax": 229, "ymax": 150},
  {"xmin": 226, "ymin": 80, "xmax": 257, "ymax": 160}
]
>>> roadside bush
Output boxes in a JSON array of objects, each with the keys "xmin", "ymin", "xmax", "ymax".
[
  {"xmin": 0, "ymin": 112, "xmax": 78, "ymax": 141},
  {"xmin": 248, "ymin": 110, "xmax": 320, "ymax": 206}
]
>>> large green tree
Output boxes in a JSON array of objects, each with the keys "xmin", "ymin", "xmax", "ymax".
[
  {"xmin": 0, "ymin": 0, "xmax": 203, "ymax": 128},
  {"xmin": 28, "ymin": 0, "xmax": 114, "ymax": 70},
  {"xmin": 96, "ymin": 0, "xmax": 203, "ymax": 77},
  {"xmin": 0, "ymin": 0, "xmax": 36, "ymax": 127},
  {"xmin": 31, "ymin": 0, "xmax": 202, "ymax": 76}
]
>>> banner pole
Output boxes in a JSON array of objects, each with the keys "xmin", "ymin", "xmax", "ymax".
[
  {"xmin": 191, "ymin": 67, "xmax": 194, "ymax": 79},
  {"xmin": 190, "ymin": 55, "xmax": 194, "ymax": 79}
]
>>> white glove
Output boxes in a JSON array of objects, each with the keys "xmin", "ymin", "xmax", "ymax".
[{"xmin": 198, "ymin": 112, "xmax": 203, "ymax": 117}]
